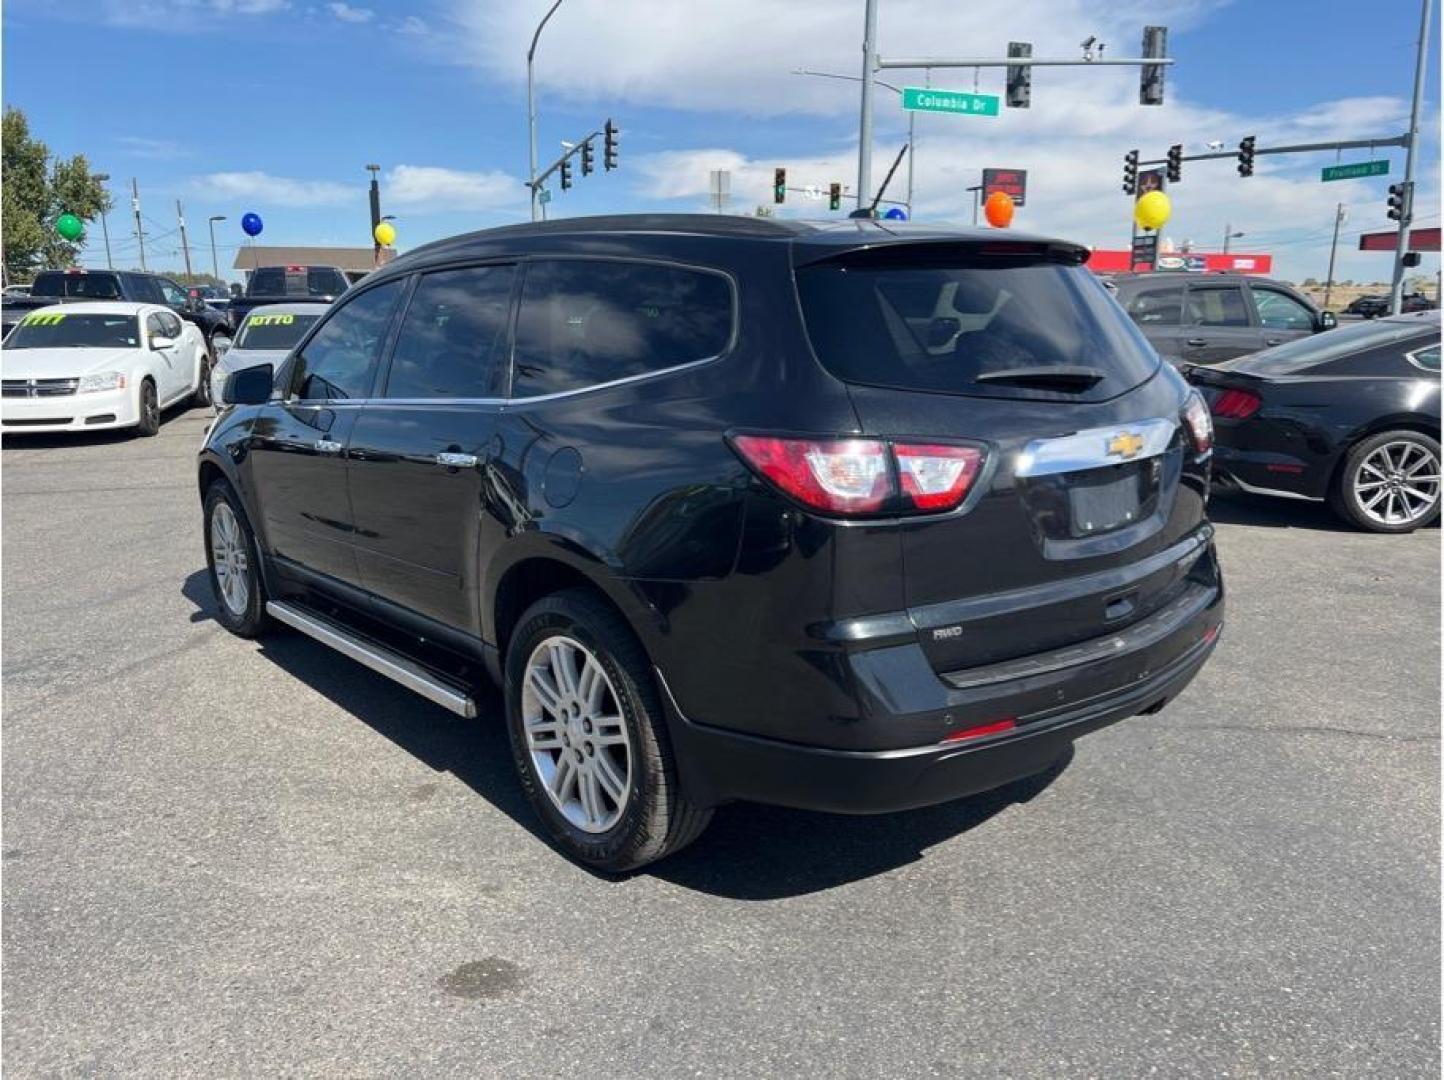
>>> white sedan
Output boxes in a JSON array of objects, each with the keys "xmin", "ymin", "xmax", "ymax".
[{"xmin": 1, "ymin": 302, "xmax": 208, "ymax": 436}]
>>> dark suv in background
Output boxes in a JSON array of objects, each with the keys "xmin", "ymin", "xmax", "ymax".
[
  {"xmin": 1113, "ymin": 272, "xmax": 1336, "ymax": 366},
  {"xmin": 199, "ymin": 215, "xmax": 1223, "ymax": 870}
]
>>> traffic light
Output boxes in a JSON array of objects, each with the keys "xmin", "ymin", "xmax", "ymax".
[
  {"xmin": 1006, "ymin": 41, "xmax": 1032, "ymax": 109},
  {"xmin": 1166, "ymin": 144, "xmax": 1183, "ymax": 184},
  {"xmin": 603, "ymin": 119, "xmax": 618, "ymax": 171},
  {"xmin": 1237, "ymin": 135, "xmax": 1256, "ymax": 178},
  {"xmin": 774, "ymin": 167, "xmax": 787, "ymax": 204},
  {"xmin": 1140, "ymin": 26, "xmax": 1167, "ymax": 106},
  {"xmin": 559, "ymin": 157, "xmax": 572, "ymax": 191},
  {"xmin": 580, "ymin": 139, "xmax": 594, "ymax": 176},
  {"xmin": 829, "ymin": 182, "xmax": 841, "ymax": 211},
  {"xmin": 1387, "ymin": 181, "xmax": 1412, "ymax": 222},
  {"xmin": 1123, "ymin": 149, "xmax": 1139, "ymax": 195}
]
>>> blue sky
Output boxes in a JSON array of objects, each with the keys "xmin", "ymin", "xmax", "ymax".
[{"xmin": 4, "ymin": 0, "xmax": 1438, "ymax": 284}]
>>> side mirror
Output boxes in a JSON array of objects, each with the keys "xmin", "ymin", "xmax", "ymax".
[
  {"xmin": 150, "ymin": 335, "xmax": 175, "ymax": 351},
  {"xmin": 1317, "ymin": 311, "xmax": 1338, "ymax": 331},
  {"xmin": 213, "ymin": 335, "xmax": 232, "ymax": 358},
  {"xmin": 221, "ymin": 363, "xmax": 274, "ymax": 406}
]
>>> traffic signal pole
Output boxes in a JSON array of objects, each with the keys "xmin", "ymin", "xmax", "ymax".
[
  {"xmin": 1390, "ymin": 0, "xmax": 1433, "ymax": 315},
  {"xmin": 856, "ymin": 0, "xmax": 878, "ymax": 213}
]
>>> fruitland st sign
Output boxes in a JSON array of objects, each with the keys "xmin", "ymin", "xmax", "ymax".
[
  {"xmin": 1321, "ymin": 160, "xmax": 1389, "ymax": 182},
  {"xmin": 902, "ymin": 88, "xmax": 999, "ymax": 117}
]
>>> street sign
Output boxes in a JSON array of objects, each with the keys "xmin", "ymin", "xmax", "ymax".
[
  {"xmin": 1321, "ymin": 159, "xmax": 1389, "ymax": 183},
  {"xmin": 981, "ymin": 168, "xmax": 1027, "ymax": 207},
  {"xmin": 902, "ymin": 87, "xmax": 999, "ymax": 117},
  {"xmin": 804, "ymin": 185, "xmax": 822, "ymax": 201},
  {"xmin": 538, "ymin": 188, "xmax": 552, "ymax": 205}
]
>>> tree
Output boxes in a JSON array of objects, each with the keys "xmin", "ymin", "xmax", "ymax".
[
  {"xmin": 2, "ymin": 107, "xmax": 111, "ymax": 281},
  {"xmin": 1301, "ymin": 277, "xmax": 1319, "ymax": 286}
]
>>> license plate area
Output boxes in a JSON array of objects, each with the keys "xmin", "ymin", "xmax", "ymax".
[{"xmin": 1068, "ymin": 465, "xmax": 1145, "ymax": 537}]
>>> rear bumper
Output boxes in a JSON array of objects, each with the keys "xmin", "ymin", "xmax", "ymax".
[{"xmin": 663, "ymin": 550, "xmax": 1223, "ymax": 814}]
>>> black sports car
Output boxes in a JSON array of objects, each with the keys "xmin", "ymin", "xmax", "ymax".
[{"xmin": 1186, "ymin": 312, "xmax": 1441, "ymax": 533}]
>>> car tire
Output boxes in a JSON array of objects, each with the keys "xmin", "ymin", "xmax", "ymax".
[
  {"xmin": 203, "ymin": 480, "xmax": 271, "ymax": 637},
  {"xmin": 504, "ymin": 588, "xmax": 712, "ymax": 872},
  {"xmin": 135, "ymin": 378, "xmax": 160, "ymax": 437},
  {"xmin": 1331, "ymin": 430, "xmax": 1442, "ymax": 533},
  {"xmin": 193, "ymin": 350, "xmax": 214, "ymax": 408}
]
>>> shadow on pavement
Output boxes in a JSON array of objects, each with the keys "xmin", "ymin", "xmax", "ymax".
[
  {"xmin": 181, "ymin": 570, "xmax": 1074, "ymax": 898},
  {"xmin": 1, "ymin": 403, "xmax": 203, "ymax": 449},
  {"xmin": 1206, "ymin": 490, "xmax": 1346, "ymax": 532}
]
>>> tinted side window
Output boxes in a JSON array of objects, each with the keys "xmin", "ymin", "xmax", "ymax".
[
  {"xmin": 1124, "ymin": 284, "xmax": 1184, "ymax": 326},
  {"xmin": 158, "ymin": 280, "xmax": 188, "ymax": 308},
  {"xmin": 291, "ymin": 281, "xmax": 404, "ymax": 401},
  {"xmin": 158, "ymin": 311, "xmax": 184, "ymax": 337},
  {"xmin": 1408, "ymin": 342, "xmax": 1441, "ymax": 371},
  {"xmin": 1253, "ymin": 288, "xmax": 1315, "ymax": 331},
  {"xmin": 511, "ymin": 260, "xmax": 732, "ymax": 397},
  {"xmin": 145, "ymin": 313, "xmax": 167, "ymax": 342},
  {"xmin": 385, "ymin": 265, "xmax": 515, "ymax": 399},
  {"xmin": 131, "ymin": 275, "xmax": 164, "ymax": 304},
  {"xmin": 1188, "ymin": 286, "xmax": 1249, "ymax": 327}
]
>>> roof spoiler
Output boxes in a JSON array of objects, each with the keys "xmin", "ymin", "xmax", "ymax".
[{"xmin": 793, "ymin": 236, "xmax": 1091, "ymax": 269}]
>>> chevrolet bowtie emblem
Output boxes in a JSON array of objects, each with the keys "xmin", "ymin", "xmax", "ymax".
[{"xmin": 1107, "ymin": 431, "xmax": 1145, "ymax": 459}]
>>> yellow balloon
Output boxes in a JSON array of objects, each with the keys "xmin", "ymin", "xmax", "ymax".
[
  {"xmin": 373, "ymin": 221, "xmax": 396, "ymax": 246},
  {"xmin": 1134, "ymin": 190, "xmax": 1171, "ymax": 232}
]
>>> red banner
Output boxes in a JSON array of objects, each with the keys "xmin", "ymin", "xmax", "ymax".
[{"xmin": 1086, "ymin": 249, "xmax": 1274, "ymax": 275}]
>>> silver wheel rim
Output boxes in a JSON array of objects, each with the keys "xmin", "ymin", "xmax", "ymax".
[
  {"xmin": 521, "ymin": 635, "xmax": 632, "ymax": 834},
  {"xmin": 210, "ymin": 502, "xmax": 251, "ymax": 616},
  {"xmin": 1354, "ymin": 439, "xmax": 1440, "ymax": 527}
]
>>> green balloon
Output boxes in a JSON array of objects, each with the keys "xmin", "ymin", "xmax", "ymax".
[{"xmin": 55, "ymin": 213, "xmax": 83, "ymax": 241}]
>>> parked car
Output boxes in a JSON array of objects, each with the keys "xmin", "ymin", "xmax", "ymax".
[
  {"xmin": 226, "ymin": 264, "xmax": 348, "ymax": 332},
  {"xmin": 2, "ymin": 302, "xmax": 209, "ymax": 436},
  {"xmin": 1186, "ymin": 311, "xmax": 1440, "ymax": 532},
  {"xmin": 199, "ymin": 214, "xmax": 1223, "ymax": 870},
  {"xmin": 3, "ymin": 284, "xmax": 31, "ymax": 299},
  {"xmin": 1402, "ymin": 292, "xmax": 1437, "ymax": 314},
  {"xmin": 2, "ymin": 269, "xmax": 231, "ymax": 397},
  {"xmin": 1345, "ymin": 294, "xmax": 1390, "ymax": 318},
  {"xmin": 209, "ymin": 303, "xmax": 324, "ymax": 408},
  {"xmin": 1112, "ymin": 272, "xmax": 1337, "ymax": 366}
]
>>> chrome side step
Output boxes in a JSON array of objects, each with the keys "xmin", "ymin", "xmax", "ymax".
[{"xmin": 265, "ymin": 601, "xmax": 477, "ymax": 718}]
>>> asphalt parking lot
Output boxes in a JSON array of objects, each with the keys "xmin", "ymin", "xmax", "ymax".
[{"xmin": 2, "ymin": 405, "xmax": 1438, "ymax": 1078}]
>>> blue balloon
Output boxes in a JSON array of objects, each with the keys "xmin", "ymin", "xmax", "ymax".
[
  {"xmin": 241, "ymin": 212, "xmax": 263, "ymax": 237},
  {"xmin": 884, "ymin": 207, "xmax": 908, "ymax": 221}
]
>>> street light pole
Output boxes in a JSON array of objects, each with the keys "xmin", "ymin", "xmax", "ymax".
[
  {"xmin": 527, "ymin": 0, "xmax": 565, "ymax": 223},
  {"xmin": 366, "ymin": 163, "xmax": 382, "ymax": 266},
  {"xmin": 1223, "ymin": 223, "xmax": 1231, "ymax": 254},
  {"xmin": 208, "ymin": 215, "xmax": 226, "ymax": 280},
  {"xmin": 856, "ymin": 0, "xmax": 879, "ymax": 212},
  {"xmin": 94, "ymin": 173, "xmax": 113, "ymax": 270},
  {"xmin": 1390, "ymin": 0, "xmax": 1433, "ymax": 315},
  {"xmin": 966, "ymin": 184, "xmax": 982, "ymax": 226},
  {"xmin": 1324, "ymin": 203, "xmax": 1346, "ymax": 311}
]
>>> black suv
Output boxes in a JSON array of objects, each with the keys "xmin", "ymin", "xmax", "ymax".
[
  {"xmin": 199, "ymin": 215, "xmax": 1224, "ymax": 870},
  {"xmin": 1113, "ymin": 272, "xmax": 1336, "ymax": 366}
]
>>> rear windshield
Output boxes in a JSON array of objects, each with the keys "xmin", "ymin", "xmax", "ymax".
[
  {"xmin": 247, "ymin": 267, "xmax": 348, "ymax": 297},
  {"xmin": 29, "ymin": 272, "xmax": 124, "ymax": 299},
  {"xmin": 1226, "ymin": 317, "xmax": 1441, "ymax": 376},
  {"xmin": 236, "ymin": 311, "xmax": 321, "ymax": 351},
  {"xmin": 796, "ymin": 257, "xmax": 1159, "ymax": 398}
]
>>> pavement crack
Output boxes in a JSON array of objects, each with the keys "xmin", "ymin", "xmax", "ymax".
[{"xmin": 1183, "ymin": 722, "xmax": 1439, "ymax": 743}]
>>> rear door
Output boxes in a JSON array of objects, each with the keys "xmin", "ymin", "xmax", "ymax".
[
  {"xmin": 1181, "ymin": 282, "xmax": 1261, "ymax": 364},
  {"xmin": 1120, "ymin": 279, "xmax": 1187, "ymax": 362},
  {"xmin": 347, "ymin": 263, "xmax": 517, "ymax": 632},
  {"xmin": 246, "ymin": 279, "xmax": 405, "ymax": 587},
  {"xmin": 793, "ymin": 242, "xmax": 1210, "ymax": 675}
]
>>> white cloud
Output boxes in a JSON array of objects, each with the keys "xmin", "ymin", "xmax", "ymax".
[
  {"xmin": 392, "ymin": 14, "xmax": 429, "ymax": 35},
  {"xmin": 328, "ymin": 1, "xmax": 373, "ymax": 23},
  {"xmin": 115, "ymin": 135, "xmax": 190, "ymax": 160},
  {"xmin": 100, "ymin": 0, "xmax": 287, "ymax": 26},
  {"xmin": 189, "ymin": 171, "xmax": 355, "ymax": 207},
  {"xmin": 385, "ymin": 165, "xmax": 524, "ymax": 211}
]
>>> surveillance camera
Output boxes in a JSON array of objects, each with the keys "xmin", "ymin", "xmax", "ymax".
[{"xmin": 1080, "ymin": 35, "xmax": 1097, "ymax": 49}]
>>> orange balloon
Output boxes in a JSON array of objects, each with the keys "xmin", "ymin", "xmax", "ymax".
[{"xmin": 984, "ymin": 191, "xmax": 1015, "ymax": 228}]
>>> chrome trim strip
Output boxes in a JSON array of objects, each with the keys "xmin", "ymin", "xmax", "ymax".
[
  {"xmin": 265, "ymin": 601, "xmax": 477, "ymax": 718},
  {"xmin": 1224, "ymin": 474, "xmax": 1323, "ymax": 502},
  {"xmin": 1015, "ymin": 417, "xmax": 1178, "ymax": 478}
]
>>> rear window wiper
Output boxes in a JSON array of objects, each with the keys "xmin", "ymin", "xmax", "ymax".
[{"xmin": 974, "ymin": 365, "xmax": 1106, "ymax": 391}]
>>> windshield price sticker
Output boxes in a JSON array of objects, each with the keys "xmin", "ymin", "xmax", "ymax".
[
  {"xmin": 21, "ymin": 312, "xmax": 66, "ymax": 326},
  {"xmin": 247, "ymin": 314, "xmax": 295, "ymax": 326}
]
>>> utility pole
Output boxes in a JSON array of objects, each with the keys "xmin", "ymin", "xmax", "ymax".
[
  {"xmin": 131, "ymin": 178, "xmax": 146, "ymax": 271},
  {"xmin": 966, "ymin": 184, "xmax": 982, "ymax": 226},
  {"xmin": 208, "ymin": 215, "xmax": 226, "ymax": 281},
  {"xmin": 527, "ymin": 0, "xmax": 565, "ymax": 223},
  {"xmin": 1390, "ymin": 0, "xmax": 1433, "ymax": 315},
  {"xmin": 856, "ymin": 0, "xmax": 878, "ymax": 212},
  {"xmin": 1222, "ymin": 223, "xmax": 1231, "ymax": 254},
  {"xmin": 95, "ymin": 173, "xmax": 113, "ymax": 269},
  {"xmin": 1324, "ymin": 203, "xmax": 1346, "ymax": 310},
  {"xmin": 176, "ymin": 200, "xmax": 194, "ymax": 278}
]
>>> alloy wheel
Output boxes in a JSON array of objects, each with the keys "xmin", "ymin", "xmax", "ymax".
[
  {"xmin": 521, "ymin": 635, "xmax": 633, "ymax": 833},
  {"xmin": 1354, "ymin": 439, "xmax": 1440, "ymax": 527},
  {"xmin": 210, "ymin": 501, "xmax": 251, "ymax": 616}
]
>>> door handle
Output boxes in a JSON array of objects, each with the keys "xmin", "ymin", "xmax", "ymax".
[
  {"xmin": 435, "ymin": 452, "xmax": 479, "ymax": 469},
  {"xmin": 1186, "ymin": 338, "xmax": 1207, "ymax": 347},
  {"xmin": 315, "ymin": 439, "xmax": 343, "ymax": 454}
]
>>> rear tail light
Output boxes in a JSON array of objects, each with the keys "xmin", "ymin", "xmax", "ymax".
[
  {"xmin": 1211, "ymin": 388, "xmax": 1262, "ymax": 419},
  {"xmin": 1182, "ymin": 392, "xmax": 1213, "ymax": 454},
  {"xmin": 731, "ymin": 435, "xmax": 985, "ymax": 517},
  {"xmin": 941, "ymin": 717, "xmax": 1017, "ymax": 743}
]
